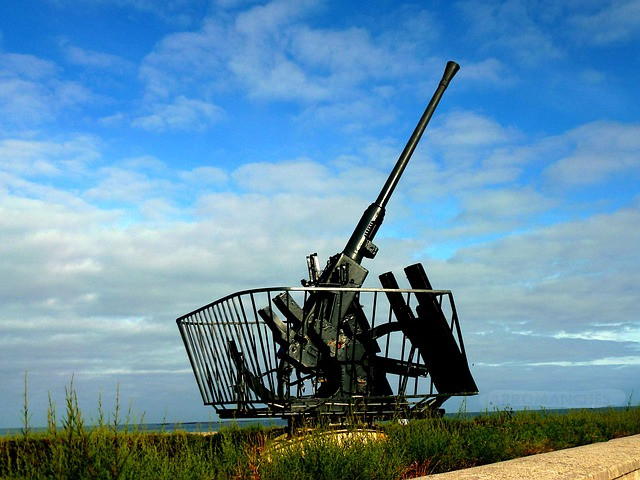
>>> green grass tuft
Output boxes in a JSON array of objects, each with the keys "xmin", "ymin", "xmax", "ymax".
[{"xmin": 2, "ymin": 381, "xmax": 640, "ymax": 479}]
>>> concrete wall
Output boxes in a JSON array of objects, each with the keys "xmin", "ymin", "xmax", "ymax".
[{"xmin": 418, "ymin": 434, "xmax": 640, "ymax": 480}]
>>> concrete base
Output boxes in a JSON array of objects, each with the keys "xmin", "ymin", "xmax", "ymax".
[{"xmin": 418, "ymin": 434, "xmax": 640, "ymax": 480}]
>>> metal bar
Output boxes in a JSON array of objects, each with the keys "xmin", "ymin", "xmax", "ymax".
[
  {"xmin": 177, "ymin": 286, "xmax": 453, "ymax": 321},
  {"xmin": 206, "ymin": 306, "xmax": 236, "ymax": 404},
  {"xmin": 222, "ymin": 298, "xmax": 260, "ymax": 405},
  {"xmin": 189, "ymin": 314, "xmax": 214, "ymax": 404},
  {"xmin": 194, "ymin": 309, "xmax": 225, "ymax": 404},
  {"xmin": 249, "ymin": 292, "xmax": 277, "ymax": 395},
  {"xmin": 178, "ymin": 320, "xmax": 208, "ymax": 404},
  {"xmin": 230, "ymin": 295, "xmax": 263, "ymax": 394}
]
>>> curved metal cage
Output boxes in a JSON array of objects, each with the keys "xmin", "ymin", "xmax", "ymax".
[{"xmin": 177, "ymin": 285, "xmax": 477, "ymax": 420}]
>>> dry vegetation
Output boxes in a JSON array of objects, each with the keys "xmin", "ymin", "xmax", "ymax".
[{"xmin": 2, "ymin": 382, "xmax": 639, "ymax": 479}]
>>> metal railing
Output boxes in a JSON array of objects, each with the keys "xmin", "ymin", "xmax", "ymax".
[{"xmin": 177, "ymin": 286, "xmax": 475, "ymax": 419}]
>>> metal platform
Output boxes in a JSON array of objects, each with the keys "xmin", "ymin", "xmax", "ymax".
[{"xmin": 177, "ymin": 283, "xmax": 477, "ymax": 421}]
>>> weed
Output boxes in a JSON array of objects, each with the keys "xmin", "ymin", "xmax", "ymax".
[{"xmin": 1, "ymin": 380, "xmax": 639, "ymax": 479}]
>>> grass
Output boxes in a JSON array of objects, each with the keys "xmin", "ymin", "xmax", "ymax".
[{"xmin": 2, "ymin": 381, "xmax": 640, "ymax": 479}]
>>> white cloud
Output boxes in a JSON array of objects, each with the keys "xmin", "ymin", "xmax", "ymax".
[
  {"xmin": 232, "ymin": 158, "xmax": 331, "ymax": 193},
  {"xmin": 0, "ymin": 135, "xmax": 100, "ymax": 178},
  {"xmin": 138, "ymin": 20, "xmax": 229, "ymax": 99},
  {"xmin": 0, "ymin": 53, "xmax": 58, "ymax": 79},
  {"xmin": 0, "ymin": 53, "xmax": 96, "ymax": 127},
  {"xmin": 397, "ymin": 110, "xmax": 525, "ymax": 204},
  {"xmin": 84, "ymin": 166, "xmax": 174, "ymax": 203},
  {"xmin": 457, "ymin": 187, "xmax": 556, "ymax": 225},
  {"xmin": 214, "ymin": 0, "xmax": 262, "ymax": 8},
  {"xmin": 530, "ymin": 357, "xmax": 640, "ymax": 367},
  {"xmin": 60, "ymin": 41, "xmax": 135, "ymax": 72},
  {"xmin": 457, "ymin": 0, "xmax": 564, "ymax": 64},
  {"xmin": 579, "ymin": 68, "xmax": 606, "ymax": 85},
  {"xmin": 294, "ymin": 97, "xmax": 399, "ymax": 133},
  {"xmin": 131, "ymin": 96, "xmax": 225, "ymax": 131},
  {"xmin": 457, "ymin": 58, "xmax": 516, "ymax": 86},
  {"xmin": 569, "ymin": 0, "xmax": 640, "ymax": 44},
  {"xmin": 543, "ymin": 121, "xmax": 640, "ymax": 187},
  {"xmin": 554, "ymin": 325, "xmax": 640, "ymax": 343},
  {"xmin": 400, "ymin": 117, "xmax": 639, "ymax": 244},
  {"xmin": 232, "ymin": 0, "xmax": 318, "ymax": 36},
  {"xmin": 138, "ymin": 0, "xmax": 330, "ymax": 104},
  {"xmin": 135, "ymin": 0, "xmax": 448, "ymax": 130},
  {"xmin": 430, "ymin": 110, "xmax": 519, "ymax": 149},
  {"xmin": 178, "ymin": 166, "xmax": 228, "ymax": 186},
  {"xmin": 0, "ymin": 77, "xmax": 59, "ymax": 125},
  {"xmin": 288, "ymin": 25, "xmax": 403, "ymax": 84},
  {"xmin": 48, "ymin": 0, "xmax": 210, "ymax": 27},
  {"xmin": 446, "ymin": 203, "xmax": 640, "ymax": 335}
]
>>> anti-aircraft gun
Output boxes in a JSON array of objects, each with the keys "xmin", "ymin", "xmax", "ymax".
[{"xmin": 177, "ymin": 61, "xmax": 478, "ymax": 423}]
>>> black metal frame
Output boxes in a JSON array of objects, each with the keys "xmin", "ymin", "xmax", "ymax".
[{"xmin": 177, "ymin": 285, "xmax": 476, "ymax": 421}]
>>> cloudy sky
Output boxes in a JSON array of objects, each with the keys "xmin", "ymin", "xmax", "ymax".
[{"xmin": 1, "ymin": 0, "xmax": 639, "ymax": 428}]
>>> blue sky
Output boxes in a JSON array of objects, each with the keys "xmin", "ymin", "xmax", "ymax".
[{"xmin": 1, "ymin": 0, "xmax": 639, "ymax": 428}]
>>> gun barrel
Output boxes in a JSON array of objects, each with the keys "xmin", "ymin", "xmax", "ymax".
[
  {"xmin": 375, "ymin": 61, "xmax": 459, "ymax": 209},
  {"xmin": 342, "ymin": 61, "xmax": 459, "ymax": 263}
]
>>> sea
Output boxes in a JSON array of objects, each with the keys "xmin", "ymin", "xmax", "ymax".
[
  {"xmin": 0, "ymin": 418, "xmax": 288, "ymax": 437},
  {"xmin": 1, "ymin": 406, "xmax": 632, "ymax": 437}
]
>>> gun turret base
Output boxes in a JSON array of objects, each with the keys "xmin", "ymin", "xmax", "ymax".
[{"xmin": 177, "ymin": 267, "xmax": 477, "ymax": 423}]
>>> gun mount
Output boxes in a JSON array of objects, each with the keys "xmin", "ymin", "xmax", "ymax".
[{"xmin": 177, "ymin": 61, "xmax": 478, "ymax": 423}]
